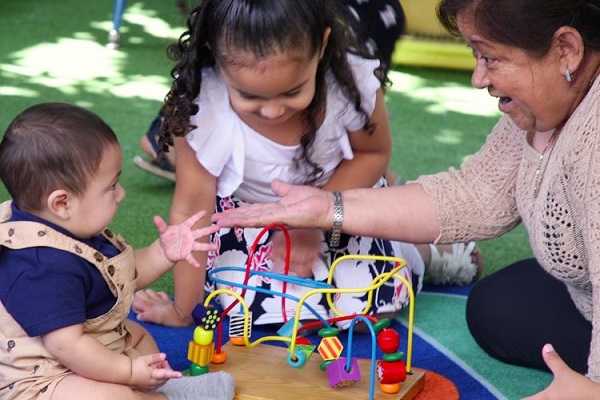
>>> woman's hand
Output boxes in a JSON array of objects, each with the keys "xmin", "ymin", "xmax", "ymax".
[
  {"xmin": 270, "ymin": 229, "xmax": 322, "ymax": 278},
  {"xmin": 212, "ymin": 180, "xmax": 332, "ymax": 230},
  {"xmin": 155, "ymin": 210, "xmax": 219, "ymax": 267},
  {"xmin": 523, "ymin": 344, "xmax": 600, "ymax": 400}
]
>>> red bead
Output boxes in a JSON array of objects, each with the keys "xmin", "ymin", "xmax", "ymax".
[
  {"xmin": 376, "ymin": 360, "xmax": 407, "ymax": 384},
  {"xmin": 295, "ymin": 337, "xmax": 312, "ymax": 345},
  {"xmin": 377, "ymin": 328, "xmax": 400, "ymax": 353}
]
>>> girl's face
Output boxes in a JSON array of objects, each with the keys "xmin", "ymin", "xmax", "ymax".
[
  {"xmin": 458, "ymin": 13, "xmax": 569, "ymax": 133},
  {"xmin": 68, "ymin": 143, "xmax": 125, "ymax": 238},
  {"xmin": 219, "ymin": 48, "xmax": 321, "ymax": 129}
]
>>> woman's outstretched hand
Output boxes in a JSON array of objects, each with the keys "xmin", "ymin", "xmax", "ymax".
[
  {"xmin": 211, "ymin": 179, "xmax": 332, "ymax": 230},
  {"xmin": 523, "ymin": 344, "xmax": 600, "ymax": 400}
]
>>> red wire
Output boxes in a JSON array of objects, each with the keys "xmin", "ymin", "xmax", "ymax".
[
  {"xmin": 296, "ymin": 314, "xmax": 378, "ymax": 335},
  {"xmin": 215, "ymin": 223, "xmax": 291, "ymax": 352}
]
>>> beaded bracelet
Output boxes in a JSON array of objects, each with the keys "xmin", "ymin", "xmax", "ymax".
[{"xmin": 330, "ymin": 192, "xmax": 343, "ymax": 247}]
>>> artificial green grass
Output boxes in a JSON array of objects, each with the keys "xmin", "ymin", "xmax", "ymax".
[{"xmin": 0, "ymin": 0, "xmax": 532, "ymax": 295}]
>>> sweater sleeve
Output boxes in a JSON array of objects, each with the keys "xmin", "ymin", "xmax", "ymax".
[
  {"xmin": 415, "ymin": 115, "xmax": 523, "ymax": 243},
  {"xmin": 568, "ymin": 82, "xmax": 600, "ymax": 380}
]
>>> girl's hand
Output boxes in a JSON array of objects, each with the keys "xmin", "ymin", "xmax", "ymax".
[
  {"xmin": 129, "ymin": 352, "xmax": 182, "ymax": 391},
  {"xmin": 154, "ymin": 210, "xmax": 219, "ymax": 267},
  {"xmin": 271, "ymin": 229, "xmax": 322, "ymax": 278},
  {"xmin": 523, "ymin": 344, "xmax": 600, "ymax": 400}
]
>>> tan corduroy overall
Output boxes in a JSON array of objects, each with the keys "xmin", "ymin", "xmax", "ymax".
[{"xmin": 0, "ymin": 201, "xmax": 139, "ymax": 399}]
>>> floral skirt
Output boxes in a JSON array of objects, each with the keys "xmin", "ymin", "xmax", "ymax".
[{"xmin": 206, "ymin": 195, "xmax": 424, "ymax": 330}]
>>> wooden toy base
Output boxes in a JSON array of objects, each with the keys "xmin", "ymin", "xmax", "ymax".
[{"xmin": 210, "ymin": 343, "xmax": 425, "ymax": 400}]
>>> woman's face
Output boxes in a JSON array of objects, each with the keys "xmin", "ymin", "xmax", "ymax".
[{"xmin": 457, "ymin": 13, "xmax": 570, "ymax": 133}]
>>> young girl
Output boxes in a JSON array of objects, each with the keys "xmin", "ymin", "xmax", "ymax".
[
  {"xmin": 132, "ymin": 0, "xmax": 480, "ymax": 328},
  {"xmin": 0, "ymin": 103, "xmax": 233, "ymax": 400}
]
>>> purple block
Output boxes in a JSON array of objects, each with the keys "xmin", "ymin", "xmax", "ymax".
[{"xmin": 326, "ymin": 357, "xmax": 361, "ymax": 388}]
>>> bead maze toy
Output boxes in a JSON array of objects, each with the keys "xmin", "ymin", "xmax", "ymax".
[{"xmin": 187, "ymin": 224, "xmax": 425, "ymax": 399}]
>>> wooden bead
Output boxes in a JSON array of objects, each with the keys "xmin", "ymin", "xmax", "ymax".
[
  {"xmin": 317, "ymin": 327, "xmax": 339, "ymax": 338},
  {"xmin": 379, "ymin": 382, "xmax": 402, "ymax": 394},
  {"xmin": 377, "ymin": 328, "xmax": 400, "ymax": 354},
  {"xmin": 191, "ymin": 304, "xmax": 221, "ymax": 330},
  {"xmin": 229, "ymin": 312, "xmax": 251, "ymax": 345},
  {"xmin": 326, "ymin": 358, "xmax": 361, "ymax": 388},
  {"xmin": 190, "ymin": 363, "xmax": 209, "ymax": 376},
  {"xmin": 318, "ymin": 336, "xmax": 343, "ymax": 361},
  {"xmin": 376, "ymin": 359, "xmax": 407, "ymax": 384},
  {"xmin": 212, "ymin": 351, "xmax": 227, "ymax": 364},
  {"xmin": 193, "ymin": 326, "xmax": 214, "ymax": 346},
  {"xmin": 187, "ymin": 341, "xmax": 215, "ymax": 367}
]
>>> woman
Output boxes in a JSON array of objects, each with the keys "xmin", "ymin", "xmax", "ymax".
[{"xmin": 212, "ymin": 0, "xmax": 600, "ymax": 397}]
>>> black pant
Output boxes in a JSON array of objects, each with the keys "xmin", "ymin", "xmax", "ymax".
[{"xmin": 466, "ymin": 258, "xmax": 591, "ymax": 374}]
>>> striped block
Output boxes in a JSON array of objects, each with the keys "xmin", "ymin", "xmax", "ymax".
[
  {"xmin": 229, "ymin": 312, "xmax": 251, "ymax": 343},
  {"xmin": 317, "ymin": 336, "xmax": 343, "ymax": 361}
]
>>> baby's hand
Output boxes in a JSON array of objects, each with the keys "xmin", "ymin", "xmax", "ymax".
[
  {"xmin": 271, "ymin": 229, "xmax": 322, "ymax": 278},
  {"xmin": 154, "ymin": 211, "xmax": 219, "ymax": 267},
  {"xmin": 129, "ymin": 352, "xmax": 182, "ymax": 391}
]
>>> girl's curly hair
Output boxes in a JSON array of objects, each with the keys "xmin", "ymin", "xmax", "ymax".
[{"xmin": 161, "ymin": 0, "xmax": 387, "ymax": 184}]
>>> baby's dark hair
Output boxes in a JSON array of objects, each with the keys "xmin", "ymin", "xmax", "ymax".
[
  {"xmin": 0, "ymin": 102, "xmax": 119, "ymax": 212},
  {"xmin": 437, "ymin": 0, "xmax": 600, "ymax": 57},
  {"xmin": 162, "ymin": 0, "xmax": 384, "ymax": 183}
]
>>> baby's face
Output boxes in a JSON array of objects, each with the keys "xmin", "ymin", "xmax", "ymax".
[{"xmin": 67, "ymin": 143, "xmax": 125, "ymax": 238}]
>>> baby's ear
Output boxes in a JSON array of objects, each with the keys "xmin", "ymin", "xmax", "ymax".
[{"xmin": 46, "ymin": 189, "xmax": 71, "ymax": 220}]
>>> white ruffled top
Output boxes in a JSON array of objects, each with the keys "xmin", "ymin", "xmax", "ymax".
[{"xmin": 186, "ymin": 53, "xmax": 382, "ymax": 203}]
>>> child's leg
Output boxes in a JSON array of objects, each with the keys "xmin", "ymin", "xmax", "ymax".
[
  {"xmin": 126, "ymin": 319, "xmax": 160, "ymax": 355},
  {"xmin": 51, "ymin": 374, "xmax": 167, "ymax": 400},
  {"xmin": 124, "ymin": 319, "xmax": 235, "ymax": 399}
]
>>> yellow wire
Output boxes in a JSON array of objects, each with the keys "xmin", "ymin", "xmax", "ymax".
[{"xmin": 205, "ymin": 255, "xmax": 416, "ymax": 372}]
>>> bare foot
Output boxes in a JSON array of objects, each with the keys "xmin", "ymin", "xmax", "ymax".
[{"xmin": 132, "ymin": 289, "xmax": 194, "ymax": 327}]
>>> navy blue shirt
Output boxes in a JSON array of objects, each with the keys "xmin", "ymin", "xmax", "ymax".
[{"xmin": 0, "ymin": 203, "xmax": 120, "ymax": 337}]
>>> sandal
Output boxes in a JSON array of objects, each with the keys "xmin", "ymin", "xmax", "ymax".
[
  {"xmin": 132, "ymin": 112, "xmax": 176, "ymax": 182},
  {"xmin": 425, "ymin": 242, "xmax": 483, "ymax": 286},
  {"xmin": 133, "ymin": 155, "xmax": 176, "ymax": 182}
]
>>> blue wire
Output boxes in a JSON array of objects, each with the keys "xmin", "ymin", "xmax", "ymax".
[
  {"xmin": 347, "ymin": 315, "xmax": 377, "ymax": 400},
  {"xmin": 210, "ymin": 266, "xmax": 333, "ymax": 289},
  {"xmin": 209, "ymin": 266, "xmax": 332, "ymax": 327}
]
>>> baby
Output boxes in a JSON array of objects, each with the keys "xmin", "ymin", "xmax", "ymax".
[{"xmin": 0, "ymin": 103, "xmax": 234, "ymax": 400}]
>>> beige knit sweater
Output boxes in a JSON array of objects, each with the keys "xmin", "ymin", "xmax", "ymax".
[{"xmin": 417, "ymin": 76, "xmax": 600, "ymax": 379}]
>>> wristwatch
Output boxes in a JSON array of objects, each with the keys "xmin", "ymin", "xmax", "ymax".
[{"xmin": 330, "ymin": 192, "xmax": 343, "ymax": 247}]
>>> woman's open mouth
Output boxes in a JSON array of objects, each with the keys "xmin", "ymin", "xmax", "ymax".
[{"xmin": 498, "ymin": 96, "xmax": 513, "ymax": 113}]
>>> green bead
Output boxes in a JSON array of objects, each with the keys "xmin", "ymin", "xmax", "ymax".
[
  {"xmin": 373, "ymin": 318, "xmax": 391, "ymax": 334},
  {"xmin": 318, "ymin": 327, "xmax": 339, "ymax": 338},
  {"xmin": 190, "ymin": 363, "xmax": 209, "ymax": 376},
  {"xmin": 382, "ymin": 351, "xmax": 405, "ymax": 362},
  {"xmin": 320, "ymin": 359, "xmax": 334, "ymax": 371}
]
